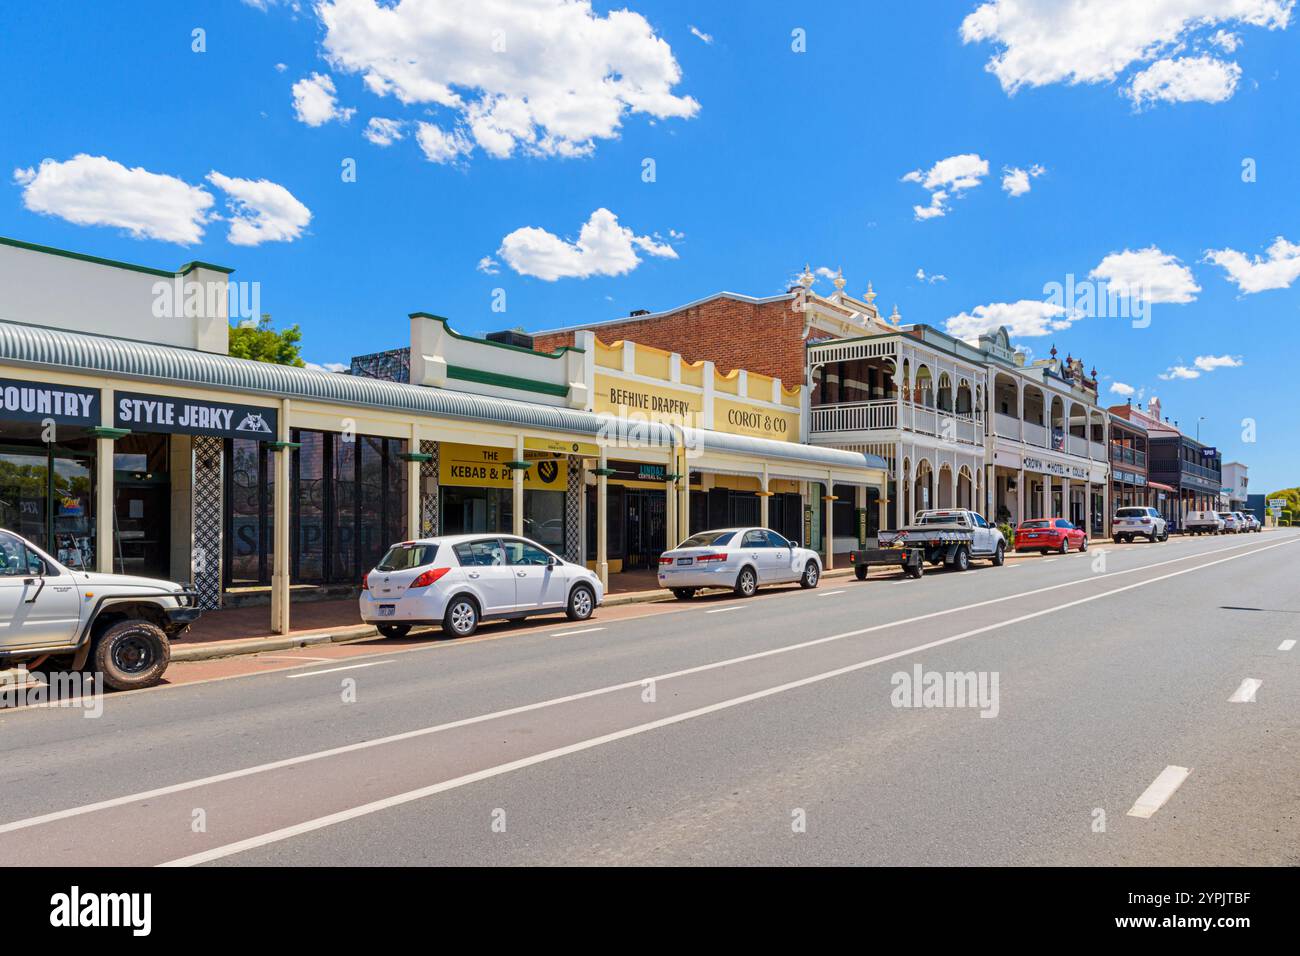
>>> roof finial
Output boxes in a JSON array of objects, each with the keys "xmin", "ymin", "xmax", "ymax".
[
  {"xmin": 889, "ymin": 304, "xmax": 901, "ymax": 325},
  {"xmin": 833, "ymin": 266, "xmax": 846, "ymax": 292},
  {"xmin": 864, "ymin": 281, "xmax": 877, "ymax": 306},
  {"xmin": 799, "ymin": 264, "xmax": 814, "ymax": 289}
]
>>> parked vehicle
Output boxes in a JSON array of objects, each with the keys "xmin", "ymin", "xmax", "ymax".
[
  {"xmin": 360, "ymin": 534, "xmax": 603, "ymax": 638},
  {"xmin": 1185, "ymin": 510, "xmax": 1226, "ymax": 535},
  {"xmin": 1215, "ymin": 511, "xmax": 1243, "ymax": 533},
  {"xmin": 866, "ymin": 509, "xmax": 1006, "ymax": 574},
  {"xmin": 0, "ymin": 529, "xmax": 199, "ymax": 690},
  {"xmin": 1239, "ymin": 512, "xmax": 1262, "ymax": 532},
  {"xmin": 1112, "ymin": 506, "xmax": 1168, "ymax": 543},
  {"xmin": 657, "ymin": 527, "xmax": 821, "ymax": 598},
  {"xmin": 1014, "ymin": 518, "xmax": 1088, "ymax": 554}
]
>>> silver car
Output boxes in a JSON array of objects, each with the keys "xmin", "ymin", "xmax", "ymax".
[
  {"xmin": 1216, "ymin": 511, "xmax": 1243, "ymax": 533},
  {"xmin": 657, "ymin": 527, "xmax": 822, "ymax": 599}
]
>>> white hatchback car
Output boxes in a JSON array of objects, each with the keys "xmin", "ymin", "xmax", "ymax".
[
  {"xmin": 656, "ymin": 527, "xmax": 822, "ymax": 599},
  {"xmin": 360, "ymin": 534, "xmax": 603, "ymax": 638}
]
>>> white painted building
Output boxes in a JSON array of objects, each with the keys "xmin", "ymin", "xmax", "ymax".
[{"xmin": 1220, "ymin": 461, "xmax": 1249, "ymax": 510}]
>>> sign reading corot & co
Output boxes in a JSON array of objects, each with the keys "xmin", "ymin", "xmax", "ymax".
[
  {"xmin": 114, "ymin": 390, "xmax": 277, "ymax": 439},
  {"xmin": 0, "ymin": 377, "xmax": 99, "ymax": 424}
]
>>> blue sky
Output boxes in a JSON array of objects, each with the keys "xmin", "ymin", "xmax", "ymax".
[{"xmin": 2, "ymin": 0, "xmax": 1298, "ymax": 491}]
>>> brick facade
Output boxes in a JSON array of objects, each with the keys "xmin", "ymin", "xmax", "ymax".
[{"xmin": 532, "ymin": 294, "xmax": 811, "ymax": 385}]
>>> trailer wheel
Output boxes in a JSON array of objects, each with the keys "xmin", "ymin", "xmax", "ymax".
[
  {"xmin": 905, "ymin": 562, "xmax": 924, "ymax": 579},
  {"xmin": 854, "ymin": 565, "xmax": 868, "ymax": 581},
  {"xmin": 93, "ymin": 619, "xmax": 171, "ymax": 691}
]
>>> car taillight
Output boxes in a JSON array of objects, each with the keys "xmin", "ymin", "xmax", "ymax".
[
  {"xmin": 410, "ymin": 567, "xmax": 452, "ymax": 588},
  {"xmin": 658, "ymin": 556, "xmax": 674, "ymax": 565},
  {"xmin": 697, "ymin": 553, "xmax": 728, "ymax": 563},
  {"xmin": 362, "ymin": 573, "xmax": 369, "ymax": 590},
  {"xmin": 1141, "ymin": 518, "xmax": 1152, "ymax": 524}
]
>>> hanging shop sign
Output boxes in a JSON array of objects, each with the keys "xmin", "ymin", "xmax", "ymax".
[
  {"xmin": 1023, "ymin": 456, "xmax": 1089, "ymax": 480},
  {"xmin": 114, "ymin": 390, "xmax": 277, "ymax": 439},
  {"xmin": 604, "ymin": 460, "xmax": 671, "ymax": 483},
  {"xmin": 523, "ymin": 436, "xmax": 599, "ymax": 457},
  {"xmin": 438, "ymin": 443, "xmax": 566, "ymax": 490},
  {"xmin": 0, "ymin": 377, "xmax": 99, "ymax": 424}
]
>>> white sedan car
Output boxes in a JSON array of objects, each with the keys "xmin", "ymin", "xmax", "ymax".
[
  {"xmin": 360, "ymin": 534, "xmax": 603, "ymax": 638},
  {"xmin": 657, "ymin": 527, "xmax": 822, "ymax": 599}
]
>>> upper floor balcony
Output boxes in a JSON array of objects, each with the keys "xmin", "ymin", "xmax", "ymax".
[
  {"xmin": 811, "ymin": 398, "xmax": 983, "ymax": 446},
  {"xmin": 990, "ymin": 370, "xmax": 1108, "ymax": 461},
  {"xmin": 1110, "ymin": 443, "xmax": 1148, "ymax": 469}
]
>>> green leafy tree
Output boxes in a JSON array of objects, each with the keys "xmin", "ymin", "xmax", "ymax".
[
  {"xmin": 228, "ymin": 314, "xmax": 305, "ymax": 367},
  {"xmin": 1266, "ymin": 487, "xmax": 1300, "ymax": 525}
]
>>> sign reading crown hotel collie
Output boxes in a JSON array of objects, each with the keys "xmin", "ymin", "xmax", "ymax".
[{"xmin": 115, "ymin": 390, "xmax": 278, "ymax": 439}]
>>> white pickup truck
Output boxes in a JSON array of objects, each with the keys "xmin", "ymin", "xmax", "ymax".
[
  {"xmin": 0, "ymin": 529, "xmax": 199, "ymax": 690},
  {"xmin": 868, "ymin": 509, "xmax": 1007, "ymax": 573}
]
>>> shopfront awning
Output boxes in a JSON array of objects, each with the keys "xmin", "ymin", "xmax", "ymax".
[
  {"xmin": 1147, "ymin": 481, "xmax": 1176, "ymax": 493},
  {"xmin": 682, "ymin": 426, "xmax": 889, "ymax": 486}
]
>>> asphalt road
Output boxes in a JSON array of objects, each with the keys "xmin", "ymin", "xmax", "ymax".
[{"xmin": 1, "ymin": 530, "xmax": 1296, "ymax": 866}]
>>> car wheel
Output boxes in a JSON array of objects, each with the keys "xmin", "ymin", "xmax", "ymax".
[
  {"xmin": 951, "ymin": 545, "xmax": 970, "ymax": 571},
  {"xmin": 442, "ymin": 595, "xmax": 479, "ymax": 637},
  {"xmin": 1079, "ymin": 536, "xmax": 1088, "ymax": 552},
  {"xmin": 854, "ymin": 564, "xmax": 868, "ymax": 581},
  {"xmin": 1058, "ymin": 538, "xmax": 1070, "ymax": 554},
  {"xmin": 376, "ymin": 623, "xmax": 411, "ymax": 639},
  {"xmin": 566, "ymin": 583, "xmax": 596, "ymax": 621},
  {"xmin": 992, "ymin": 542, "xmax": 1005, "ymax": 566},
  {"xmin": 799, "ymin": 560, "xmax": 820, "ymax": 589},
  {"xmin": 734, "ymin": 566, "xmax": 758, "ymax": 597},
  {"xmin": 671, "ymin": 587, "xmax": 696, "ymax": 600},
  {"xmin": 93, "ymin": 618, "xmax": 171, "ymax": 691},
  {"xmin": 1040, "ymin": 548, "xmax": 1049, "ymax": 556}
]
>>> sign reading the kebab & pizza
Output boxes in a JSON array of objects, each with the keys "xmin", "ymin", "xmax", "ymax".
[
  {"xmin": 438, "ymin": 443, "xmax": 566, "ymax": 490},
  {"xmin": 114, "ymin": 390, "xmax": 278, "ymax": 439}
]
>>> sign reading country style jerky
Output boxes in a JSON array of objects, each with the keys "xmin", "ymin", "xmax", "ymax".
[
  {"xmin": 115, "ymin": 390, "xmax": 278, "ymax": 440},
  {"xmin": 0, "ymin": 378, "xmax": 99, "ymax": 424}
]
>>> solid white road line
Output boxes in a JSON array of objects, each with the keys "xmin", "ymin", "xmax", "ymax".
[
  {"xmin": 706, "ymin": 606, "xmax": 743, "ymax": 614},
  {"xmin": 1227, "ymin": 678, "xmax": 1262, "ymax": 703},
  {"xmin": 1279, "ymin": 640, "xmax": 1296, "ymax": 652},
  {"xmin": 818, "ymin": 590, "xmax": 845, "ymax": 597},
  {"xmin": 552, "ymin": 627, "xmax": 605, "ymax": 637},
  {"xmin": 285, "ymin": 661, "xmax": 394, "ymax": 679},
  {"xmin": 159, "ymin": 539, "xmax": 1294, "ymax": 865},
  {"xmin": 1127, "ymin": 765, "xmax": 1191, "ymax": 819},
  {"xmin": 1, "ymin": 535, "xmax": 1289, "ymax": 839}
]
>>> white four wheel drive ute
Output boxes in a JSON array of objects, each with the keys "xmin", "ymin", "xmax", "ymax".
[{"xmin": 0, "ymin": 529, "xmax": 200, "ymax": 690}]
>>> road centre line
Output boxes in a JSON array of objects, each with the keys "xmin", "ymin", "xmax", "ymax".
[
  {"xmin": 1127, "ymin": 766, "xmax": 1192, "ymax": 819},
  {"xmin": 1227, "ymin": 678, "xmax": 1262, "ymax": 703},
  {"xmin": 159, "ymin": 539, "xmax": 1291, "ymax": 866},
  {"xmin": 1279, "ymin": 640, "xmax": 1295, "ymax": 651},
  {"xmin": 0, "ymin": 535, "xmax": 1289, "ymax": 839},
  {"xmin": 284, "ymin": 661, "xmax": 393, "ymax": 679}
]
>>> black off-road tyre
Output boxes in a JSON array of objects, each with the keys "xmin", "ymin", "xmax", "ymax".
[{"xmin": 93, "ymin": 619, "xmax": 171, "ymax": 691}]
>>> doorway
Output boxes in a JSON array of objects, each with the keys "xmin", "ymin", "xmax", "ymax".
[{"xmin": 623, "ymin": 488, "xmax": 666, "ymax": 570}]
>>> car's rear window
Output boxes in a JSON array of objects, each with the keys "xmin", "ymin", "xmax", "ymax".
[
  {"xmin": 1115, "ymin": 508, "xmax": 1148, "ymax": 518},
  {"xmin": 678, "ymin": 531, "xmax": 736, "ymax": 548},
  {"xmin": 376, "ymin": 543, "xmax": 438, "ymax": 571},
  {"xmin": 1020, "ymin": 520, "xmax": 1050, "ymax": 528}
]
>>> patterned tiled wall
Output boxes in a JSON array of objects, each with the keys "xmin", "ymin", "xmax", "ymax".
[
  {"xmin": 420, "ymin": 439, "xmax": 438, "ymax": 536},
  {"xmin": 191, "ymin": 435, "xmax": 224, "ymax": 610},
  {"xmin": 565, "ymin": 457, "xmax": 582, "ymax": 562}
]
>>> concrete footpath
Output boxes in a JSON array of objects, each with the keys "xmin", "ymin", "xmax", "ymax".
[{"xmin": 171, "ymin": 540, "xmax": 1116, "ymax": 663}]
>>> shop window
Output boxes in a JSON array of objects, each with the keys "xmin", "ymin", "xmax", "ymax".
[{"xmin": 0, "ymin": 422, "xmax": 97, "ymax": 568}]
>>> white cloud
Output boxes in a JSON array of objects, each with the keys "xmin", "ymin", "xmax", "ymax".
[
  {"xmin": 306, "ymin": 360, "xmax": 350, "ymax": 373},
  {"xmin": 901, "ymin": 153, "xmax": 989, "ymax": 220},
  {"xmin": 960, "ymin": 0, "xmax": 1291, "ymax": 104},
  {"xmin": 1002, "ymin": 163, "xmax": 1045, "ymax": 196},
  {"xmin": 1158, "ymin": 353, "xmax": 1243, "ymax": 379},
  {"xmin": 1110, "ymin": 381, "xmax": 1136, "ymax": 396},
  {"xmin": 275, "ymin": 62, "xmax": 288, "ymax": 73},
  {"xmin": 1194, "ymin": 353, "xmax": 1243, "ymax": 370},
  {"xmin": 1210, "ymin": 28, "xmax": 1243, "ymax": 50},
  {"xmin": 206, "ymin": 171, "xmax": 312, "ymax": 246},
  {"xmin": 13, "ymin": 154, "xmax": 214, "ymax": 245},
  {"xmin": 916, "ymin": 268, "xmax": 948, "ymax": 283},
  {"xmin": 1128, "ymin": 55, "xmax": 1242, "ymax": 106},
  {"xmin": 363, "ymin": 117, "xmax": 406, "ymax": 146},
  {"xmin": 315, "ymin": 0, "xmax": 699, "ymax": 162},
  {"xmin": 415, "ymin": 122, "xmax": 473, "ymax": 164},
  {"xmin": 292, "ymin": 72, "xmax": 355, "ymax": 127},
  {"xmin": 1204, "ymin": 235, "xmax": 1300, "ymax": 293},
  {"xmin": 1089, "ymin": 246, "xmax": 1201, "ymax": 303},
  {"xmin": 498, "ymin": 207, "xmax": 677, "ymax": 281},
  {"xmin": 476, "ymin": 256, "xmax": 500, "ymax": 275},
  {"xmin": 945, "ymin": 299, "xmax": 1077, "ymax": 342},
  {"xmin": 690, "ymin": 25, "xmax": 713, "ymax": 44}
]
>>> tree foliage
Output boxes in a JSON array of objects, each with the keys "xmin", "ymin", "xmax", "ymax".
[{"xmin": 228, "ymin": 315, "xmax": 305, "ymax": 367}]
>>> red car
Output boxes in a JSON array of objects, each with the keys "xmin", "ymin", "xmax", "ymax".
[{"xmin": 1014, "ymin": 518, "xmax": 1088, "ymax": 554}]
